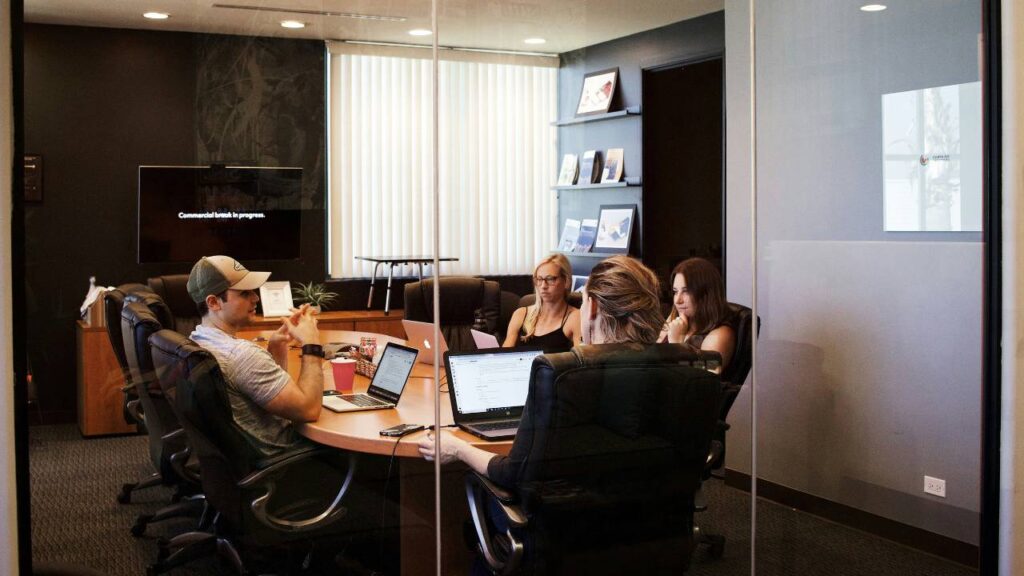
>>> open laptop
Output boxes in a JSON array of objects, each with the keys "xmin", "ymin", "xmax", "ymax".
[
  {"xmin": 445, "ymin": 347, "xmax": 545, "ymax": 440},
  {"xmin": 402, "ymin": 319, "xmax": 449, "ymax": 365},
  {"xmin": 470, "ymin": 329, "xmax": 500, "ymax": 350},
  {"xmin": 322, "ymin": 342, "xmax": 418, "ymax": 413}
]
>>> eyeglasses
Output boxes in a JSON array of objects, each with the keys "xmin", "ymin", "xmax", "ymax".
[{"xmin": 533, "ymin": 275, "xmax": 561, "ymax": 286}]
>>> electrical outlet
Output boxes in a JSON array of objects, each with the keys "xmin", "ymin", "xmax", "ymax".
[{"xmin": 924, "ymin": 475, "xmax": 946, "ymax": 498}]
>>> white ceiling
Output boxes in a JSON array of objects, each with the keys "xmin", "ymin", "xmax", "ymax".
[{"xmin": 23, "ymin": 0, "xmax": 724, "ymax": 54}]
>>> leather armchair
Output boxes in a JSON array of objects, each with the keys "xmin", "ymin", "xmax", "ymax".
[
  {"xmin": 103, "ymin": 283, "xmax": 151, "ymax": 427},
  {"xmin": 693, "ymin": 302, "xmax": 760, "ymax": 558},
  {"xmin": 147, "ymin": 274, "xmax": 201, "ymax": 335},
  {"xmin": 147, "ymin": 329, "xmax": 358, "ymax": 575},
  {"xmin": 119, "ymin": 301, "xmax": 203, "ymax": 534},
  {"xmin": 403, "ymin": 277, "xmax": 501, "ymax": 352},
  {"xmin": 464, "ymin": 343, "xmax": 722, "ymax": 575}
]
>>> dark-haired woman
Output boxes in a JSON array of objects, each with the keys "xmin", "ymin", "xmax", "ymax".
[{"xmin": 658, "ymin": 257, "xmax": 735, "ymax": 373}]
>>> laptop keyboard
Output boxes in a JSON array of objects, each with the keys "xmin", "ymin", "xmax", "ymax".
[
  {"xmin": 340, "ymin": 394, "xmax": 391, "ymax": 407},
  {"xmin": 474, "ymin": 420, "xmax": 519, "ymax": 431}
]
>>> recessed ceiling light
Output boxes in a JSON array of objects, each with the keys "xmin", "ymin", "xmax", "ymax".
[
  {"xmin": 524, "ymin": 38, "xmax": 546, "ymax": 45},
  {"xmin": 408, "ymin": 29, "xmax": 433, "ymax": 36},
  {"xmin": 280, "ymin": 20, "xmax": 306, "ymax": 29},
  {"xmin": 143, "ymin": 12, "xmax": 170, "ymax": 20},
  {"xmin": 860, "ymin": 4, "xmax": 887, "ymax": 11}
]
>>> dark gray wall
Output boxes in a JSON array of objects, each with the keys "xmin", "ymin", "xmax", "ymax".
[
  {"xmin": 724, "ymin": 0, "xmax": 982, "ymax": 545},
  {"xmin": 24, "ymin": 24, "xmax": 326, "ymax": 422},
  {"xmin": 557, "ymin": 11, "xmax": 725, "ymax": 278}
]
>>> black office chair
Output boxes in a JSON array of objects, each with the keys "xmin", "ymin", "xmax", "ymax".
[
  {"xmin": 147, "ymin": 274, "xmax": 201, "ymax": 335},
  {"xmin": 103, "ymin": 283, "xmax": 152, "ymax": 428},
  {"xmin": 464, "ymin": 343, "xmax": 722, "ymax": 575},
  {"xmin": 120, "ymin": 301, "xmax": 204, "ymax": 534},
  {"xmin": 692, "ymin": 302, "xmax": 759, "ymax": 558},
  {"xmin": 403, "ymin": 277, "xmax": 501, "ymax": 351},
  {"xmin": 148, "ymin": 329, "xmax": 358, "ymax": 575}
]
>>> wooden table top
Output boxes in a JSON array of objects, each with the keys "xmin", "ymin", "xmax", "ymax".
[{"xmin": 269, "ymin": 329, "xmax": 512, "ymax": 458}]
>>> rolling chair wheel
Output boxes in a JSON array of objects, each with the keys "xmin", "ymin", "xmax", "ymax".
[
  {"xmin": 118, "ymin": 483, "xmax": 135, "ymax": 504},
  {"xmin": 131, "ymin": 514, "xmax": 152, "ymax": 537}
]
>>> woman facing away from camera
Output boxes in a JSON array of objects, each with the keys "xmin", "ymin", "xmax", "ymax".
[
  {"xmin": 419, "ymin": 255, "xmax": 663, "ymax": 481},
  {"xmin": 502, "ymin": 253, "xmax": 581, "ymax": 352},
  {"xmin": 658, "ymin": 257, "xmax": 735, "ymax": 373}
]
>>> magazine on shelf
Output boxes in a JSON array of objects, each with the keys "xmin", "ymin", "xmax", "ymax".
[
  {"xmin": 557, "ymin": 154, "xmax": 579, "ymax": 186},
  {"xmin": 574, "ymin": 219, "xmax": 598, "ymax": 252},
  {"xmin": 601, "ymin": 148, "xmax": 624, "ymax": 183},
  {"xmin": 579, "ymin": 150, "xmax": 602, "ymax": 184},
  {"xmin": 557, "ymin": 218, "xmax": 581, "ymax": 251}
]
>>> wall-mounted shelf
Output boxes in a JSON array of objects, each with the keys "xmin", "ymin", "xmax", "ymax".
[
  {"xmin": 553, "ymin": 176, "xmax": 642, "ymax": 190},
  {"xmin": 553, "ymin": 251, "xmax": 615, "ymax": 259},
  {"xmin": 552, "ymin": 106, "xmax": 642, "ymax": 127}
]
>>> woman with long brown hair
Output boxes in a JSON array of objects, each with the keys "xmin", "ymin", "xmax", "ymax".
[{"xmin": 659, "ymin": 257, "xmax": 735, "ymax": 372}]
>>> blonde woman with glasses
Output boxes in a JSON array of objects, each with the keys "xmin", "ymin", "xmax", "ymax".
[{"xmin": 502, "ymin": 254, "xmax": 581, "ymax": 352}]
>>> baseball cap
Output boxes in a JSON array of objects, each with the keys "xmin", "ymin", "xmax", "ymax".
[{"xmin": 186, "ymin": 255, "xmax": 271, "ymax": 303}]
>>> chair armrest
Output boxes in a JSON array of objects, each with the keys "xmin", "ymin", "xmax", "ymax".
[
  {"xmin": 240, "ymin": 449, "xmax": 357, "ymax": 532},
  {"xmin": 163, "ymin": 429, "xmax": 200, "ymax": 484},
  {"xmin": 465, "ymin": 472, "xmax": 526, "ymax": 576},
  {"xmin": 125, "ymin": 398, "xmax": 145, "ymax": 425}
]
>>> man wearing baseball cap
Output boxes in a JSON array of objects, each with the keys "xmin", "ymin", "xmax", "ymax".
[{"xmin": 187, "ymin": 255, "xmax": 325, "ymax": 456}]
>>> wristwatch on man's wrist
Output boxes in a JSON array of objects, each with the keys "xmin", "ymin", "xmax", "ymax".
[{"xmin": 300, "ymin": 344, "xmax": 325, "ymax": 358}]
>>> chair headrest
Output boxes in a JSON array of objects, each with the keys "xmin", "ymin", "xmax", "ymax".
[
  {"xmin": 124, "ymin": 289, "xmax": 174, "ymax": 329},
  {"xmin": 147, "ymin": 274, "xmax": 197, "ymax": 318},
  {"xmin": 405, "ymin": 277, "xmax": 500, "ymax": 324}
]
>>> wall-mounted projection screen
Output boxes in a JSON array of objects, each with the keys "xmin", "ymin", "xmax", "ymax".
[{"xmin": 882, "ymin": 81, "xmax": 982, "ymax": 232}]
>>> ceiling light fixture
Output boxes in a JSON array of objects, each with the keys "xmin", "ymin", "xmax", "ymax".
[
  {"xmin": 524, "ymin": 38, "xmax": 546, "ymax": 45},
  {"xmin": 408, "ymin": 29, "xmax": 433, "ymax": 37},
  {"xmin": 860, "ymin": 4, "xmax": 887, "ymax": 11},
  {"xmin": 281, "ymin": 20, "xmax": 306, "ymax": 29},
  {"xmin": 143, "ymin": 12, "xmax": 170, "ymax": 20}
]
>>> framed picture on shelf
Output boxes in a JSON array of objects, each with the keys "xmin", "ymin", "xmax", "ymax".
[
  {"xmin": 259, "ymin": 281, "xmax": 294, "ymax": 317},
  {"xmin": 571, "ymin": 275, "xmax": 589, "ymax": 293},
  {"xmin": 594, "ymin": 204, "xmax": 636, "ymax": 254},
  {"xmin": 575, "ymin": 68, "xmax": 619, "ymax": 116}
]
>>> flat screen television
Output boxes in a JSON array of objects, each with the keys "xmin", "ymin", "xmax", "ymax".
[{"xmin": 138, "ymin": 165, "xmax": 303, "ymax": 263}]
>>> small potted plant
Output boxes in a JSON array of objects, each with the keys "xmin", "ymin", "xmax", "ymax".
[{"xmin": 292, "ymin": 282, "xmax": 338, "ymax": 313}]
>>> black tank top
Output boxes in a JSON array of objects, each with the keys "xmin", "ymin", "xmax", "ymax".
[{"xmin": 519, "ymin": 306, "xmax": 574, "ymax": 352}]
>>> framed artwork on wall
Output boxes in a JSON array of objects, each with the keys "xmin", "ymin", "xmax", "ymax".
[
  {"xmin": 594, "ymin": 204, "xmax": 636, "ymax": 253},
  {"xmin": 575, "ymin": 68, "xmax": 619, "ymax": 116},
  {"xmin": 259, "ymin": 281, "xmax": 294, "ymax": 317}
]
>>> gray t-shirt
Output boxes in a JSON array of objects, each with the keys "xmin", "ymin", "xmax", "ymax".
[{"xmin": 191, "ymin": 324, "xmax": 300, "ymax": 457}]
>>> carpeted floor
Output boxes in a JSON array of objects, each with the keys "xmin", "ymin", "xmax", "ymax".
[{"xmin": 29, "ymin": 424, "xmax": 978, "ymax": 576}]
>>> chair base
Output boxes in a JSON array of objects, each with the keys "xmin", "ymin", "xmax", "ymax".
[{"xmin": 118, "ymin": 472, "xmax": 162, "ymax": 504}]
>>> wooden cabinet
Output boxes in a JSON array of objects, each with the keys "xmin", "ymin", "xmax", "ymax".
[{"xmin": 76, "ymin": 320, "xmax": 136, "ymax": 437}]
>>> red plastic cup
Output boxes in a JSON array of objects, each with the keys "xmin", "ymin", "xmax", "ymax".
[{"xmin": 330, "ymin": 358, "xmax": 356, "ymax": 392}]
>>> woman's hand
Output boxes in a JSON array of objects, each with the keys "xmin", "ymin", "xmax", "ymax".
[
  {"xmin": 416, "ymin": 430, "xmax": 468, "ymax": 465},
  {"xmin": 666, "ymin": 316, "xmax": 689, "ymax": 343}
]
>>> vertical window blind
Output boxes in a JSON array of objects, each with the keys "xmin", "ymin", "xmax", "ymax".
[{"xmin": 328, "ymin": 45, "xmax": 558, "ymax": 278}]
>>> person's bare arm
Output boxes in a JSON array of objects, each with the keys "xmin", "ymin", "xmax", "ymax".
[
  {"xmin": 262, "ymin": 308, "xmax": 323, "ymax": 422},
  {"xmin": 701, "ymin": 325, "xmax": 735, "ymax": 374},
  {"xmin": 417, "ymin": 430, "xmax": 495, "ymax": 476},
  {"xmin": 502, "ymin": 307, "xmax": 527, "ymax": 348},
  {"xmin": 565, "ymin": 308, "xmax": 583, "ymax": 345}
]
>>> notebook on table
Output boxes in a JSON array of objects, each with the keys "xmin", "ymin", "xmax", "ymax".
[
  {"xmin": 445, "ymin": 347, "xmax": 545, "ymax": 440},
  {"xmin": 402, "ymin": 319, "xmax": 449, "ymax": 365},
  {"xmin": 322, "ymin": 342, "xmax": 418, "ymax": 413}
]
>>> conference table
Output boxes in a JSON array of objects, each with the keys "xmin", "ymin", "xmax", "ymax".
[{"xmin": 273, "ymin": 328, "xmax": 511, "ymax": 575}]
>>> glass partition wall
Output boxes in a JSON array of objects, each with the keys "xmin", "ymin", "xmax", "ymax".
[
  {"xmin": 750, "ymin": 0, "xmax": 983, "ymax": 575},
  {"xmin": 21, "ymin": 0, "xmax": 993, "ymax": 573}
]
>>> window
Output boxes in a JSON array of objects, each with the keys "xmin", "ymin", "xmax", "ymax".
[{"xmin": 328, "ymin": 44, "xmax": 558, "ymax": 278}]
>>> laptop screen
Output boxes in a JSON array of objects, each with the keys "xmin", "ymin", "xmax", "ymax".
[
  {"xmin": 368, "ymin": 343, "xmax": 418, "ymax": 402},
  {"xmin": 447, "ymin": 349, "xmax": 545, "ymax": 416}
]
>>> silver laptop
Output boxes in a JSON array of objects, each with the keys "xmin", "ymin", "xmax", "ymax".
[
  {"xmin": 470, "ymin": 329, "xmax": 500, "ymax": 349},
  {"xmin": 445, "ymin": 347, "xmax": 545, "ymax": 440},
  {"xmin": 322, "ymin": 342, "xmax": 418, "ymax": 413},
  {"xmin": 402, "ymin": 319, "xmax": 449, "ymax": 365}
]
